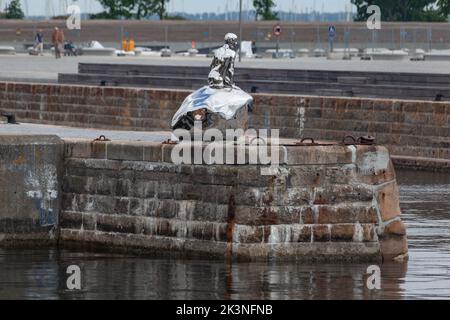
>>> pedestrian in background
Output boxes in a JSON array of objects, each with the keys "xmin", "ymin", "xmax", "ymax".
[
  {"xmin": 52, "ymin": 27, "xmax": 64, "ymax": 59},
  {"xmin": 34, "ymin": 29, "xmax": 44, "ymax": 56},
  {"xmin": 58, "ymin": 29, "xmax": 65, "ymax": 55}
]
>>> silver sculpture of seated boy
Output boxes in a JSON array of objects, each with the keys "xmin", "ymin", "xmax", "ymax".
[
  {"xmin": 208, "ymin": 33, "xmax": 238, "ymax": 89},
  {"xmin": 171, "ymin": 33, "xmax": 254, "ymax": 131}
]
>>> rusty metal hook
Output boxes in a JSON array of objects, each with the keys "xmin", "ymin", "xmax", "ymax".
[
  {"xmin": 357, "ymin": 136, "xmax": 376, "ymax": 145},
  {"xmin": 342, "ymin": 135, "xmax": 357, "ymax": 146},
  {"xmin": 296, "ymin": 138, "xmax": 322, "ymax": 147},
  {"xmin": 342, "ymin": 135, "xmax": 376, "ymax": 146},
  {"xmin": 296, "ymin": 137, "xmax": 318, "ymax": 146},
  {"xmin": 301, "ymin": 138, "xmax": 315, "ymax": 144},
  {"xmin": 94, "ymin": 135, "xmax": 110, "ymax": 142}
]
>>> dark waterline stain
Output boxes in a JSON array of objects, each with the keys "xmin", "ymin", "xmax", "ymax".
[{"xmin": 1, "ymin": 169, "xmax": 449, "ymax": 300}]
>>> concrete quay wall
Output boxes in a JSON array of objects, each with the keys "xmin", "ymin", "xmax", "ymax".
[
  {"xmin": 0, "ymin": 82, "xmax": 449, "ymax": 171},
  {"xmin": 0, "ymin": 135, "xmax": 63, "ymax": 245}
]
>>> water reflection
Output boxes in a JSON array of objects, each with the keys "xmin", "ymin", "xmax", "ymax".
[
  {"xmin": 396, "ymin": 170, "xmax": 450, "ymax": 300},
  {"xmin": 0, "ymin": 169, "xmax": 449, "ymax": 300},
  {"xmin": 0, "ymin": 249, "xmax": 408, "ymax": 300}
]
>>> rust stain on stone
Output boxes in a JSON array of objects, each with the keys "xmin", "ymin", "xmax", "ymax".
[
  {"xmin": 226, "ymin": 194, "xmax": 236, "ymax": 260},
  {"xmin": 90, "ymin": 140, "xmax": 107, "ymax": 158}
]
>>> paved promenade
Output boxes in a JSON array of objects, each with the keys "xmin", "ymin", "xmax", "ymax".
[
  {"xmin": 0, "ymin": 122, "xmax": 171, "ymax": 142},
  {"xmin": 0, "ymin": 122, "xmax": 319, "ymax": 147},
  {"xmin": 0, "ymin": 54, "xmax": 449, "ymax": 83}
]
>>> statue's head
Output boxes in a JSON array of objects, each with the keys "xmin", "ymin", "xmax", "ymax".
[{"xmin": 224, "ymin": 33, "xmax": 238, "ymax": 51}]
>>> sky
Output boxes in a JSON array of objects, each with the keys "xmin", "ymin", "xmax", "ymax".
[{"xmin": 0, "ymin": 0, "xmax": 354, "ymax": 17}]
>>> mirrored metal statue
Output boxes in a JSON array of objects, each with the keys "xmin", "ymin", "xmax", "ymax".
[{"xmin": 171, "ymin": 33, "xmax": 254, "ymax": 131}]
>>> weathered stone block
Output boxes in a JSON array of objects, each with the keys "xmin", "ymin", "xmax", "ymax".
[
  {"xmin": 234, "ymin": 206, "xmax": 305, "ymax": 226},
  {"xmin": 156, "ymin": 201, "xmax": 178, "ymax": 219},
  {"xmin": 0, "ymin": 135, "xmax": 63, "ymax": 245},
  {"xmin": 285, "ymin": 146, "xmax": 353, "ymax": 165},
  {"xmin": 330, "ymin": 224, "xmax": 354, "ymax": 241},
  {"xmin": 191, "ymin": 202, "xmax": 228, "ymax": 223},
  {"xmin": 129, "ymin": 198, "xmax": 144, "ymax": 216},
  {"xmin": 233, "ymin": 225, "xmax": 263, "ymax": 243},
  {"xmin": 112, "ymin": 178, "xmax": 132, "ymax": 197},
  {"xmin": 355, "ymin": 145, "xmax": 391, "ymax": 176},
  {"xmin": 114, "ymin": 198, "xmax": 130, "ymax": 215},
  {"xmin": 93, "ymin": 176, "xmax": 115, "ymax": 196},
  {"xmin": 317, "ymin": 203, "xmax": 378, "ymax": 224},
  {"xmin": 63, "ymin": 175, "xmax": 89, "ymax": 195},
  {"xmin": 107, "ymin": 142, "xmax": 144, "ymax": 161},
  {"xmin": 143, "ymin": 143, "xmax": 163, "ymax": 162},
  {"xmin": 96, "ymin": 214, "xmax": 137, "ymax": 234},
  {"xmin": 313, "ymin": 184, "xmax": 373, "ymax": 204},
  {"xmin": 356, "ymin": 159, "xmax": 396, "ymax": 186},
  {"xmin": 313, "ymin": 225, "xmax": 331, "ymax": 242},
  {"xmin": 59, "ymin": 211, "xmax": 83, "ymax": 230}
]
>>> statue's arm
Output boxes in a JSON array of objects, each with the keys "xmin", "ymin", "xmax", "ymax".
[{"xmin": 229, "ymin": 59, "xmax": 235, "ymax": 83}]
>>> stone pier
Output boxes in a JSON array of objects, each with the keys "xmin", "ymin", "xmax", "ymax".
[
  {"xmin": 0, "ymin": 135, "xmax": 408, "ymax": 261},
  {"xmin": 58, "ymin": 138, "xmax": 408, "ymax": 262}
]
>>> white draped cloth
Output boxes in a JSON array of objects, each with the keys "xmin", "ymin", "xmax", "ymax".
[{"xmin": 171, "ymin": 85, "xmax": 254, "ymax": 129}]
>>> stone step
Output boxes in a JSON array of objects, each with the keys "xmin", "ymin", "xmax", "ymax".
[
  {"xmin": 58, "ymin": 73, "xmax": 450, "ymax": 101},
  {"xmin": 314, "ymin": 89, "xmax": 353, "ymax": 97},
  {"xmin": 78, "ymin": 63, "xmax": 450, "ymax": 87},
  {"xmin": 337, "ymin": 76, "xmax": 372, "ymax": 85}
]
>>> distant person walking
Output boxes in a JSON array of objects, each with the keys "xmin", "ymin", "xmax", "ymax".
[
  {"xmin": 34, "ymin": 29, "xmax": 44, "ymax": 56},
  {"xmin": 52, "ymin": 27, "xmax": 64, "ymax": 59}
]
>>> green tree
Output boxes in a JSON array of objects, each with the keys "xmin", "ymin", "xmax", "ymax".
[
  {"xmin": 134, "ymin": 0, "xmax": 154, "ymax": 19},
  {"xmin": 95, "ymin": 0, "xmax": 134, "ymax": 19},
  {"xmin": 95, "ymin": 0, "xmax": 169, "ymax": 20},
  {"xmin": 134, "ymin": 0, "xmax": 169, "ymax": 20},
  {"xmin": 351, "ymin": 0, "xmax": 448, "ymax": 22},
  {"xmin": 152, "ymin": 0, "xmax": 170, "ymax": 20},
  {"xmin": 253, "ymin": 0, "xmax": 278, "ymax": 21},
  {"xmin": 437, "ymin": 0, "xmax": 450, "ymax": 16},
  {"xmin": 4, "ymin": 0, "xmax": 25, "ymax": 19}
]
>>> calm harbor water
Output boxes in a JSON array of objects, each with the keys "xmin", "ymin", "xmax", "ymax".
[{"xmin": 1, "ymin": 169, "xmax": 449, "ymax": 300}]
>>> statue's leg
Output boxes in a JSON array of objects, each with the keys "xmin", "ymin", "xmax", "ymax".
[{"xmin": 208, "ymin": 70, "xmax": 224, "ymax": 88}]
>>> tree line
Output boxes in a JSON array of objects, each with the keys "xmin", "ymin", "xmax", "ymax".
[
  {"xmin": 0, "ymin": 0, "xmax": 448, "ymax": 22},
  {"xmin": 352, "ymin": 0, "xmax": 449, "ymax": 22},
  {"xmin": 92, "ymin": 0, "xmax": 170, "ymax": 20},
  {"xmin": 0, "ymin": 0, "xmax": 24, "ymax": 19},
  {"xmin": 93, "ymin": 0, "xmax": 279, "ymax": 20}
]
